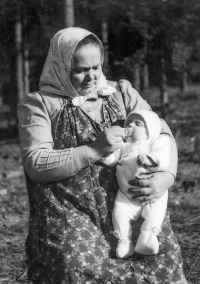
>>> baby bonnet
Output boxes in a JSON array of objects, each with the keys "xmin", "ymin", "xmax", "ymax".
[{"xmin": 124, "ymin": 110, "xmax": 162, "ymax": 139}]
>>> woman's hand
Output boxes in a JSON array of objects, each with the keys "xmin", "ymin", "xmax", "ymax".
[
  {"xmin": 89, "ymin": 126, "xmax": 126, "ymax": 158},
  {"xmin": 128, "ymin": 171, "xmax": 175, "ymax": 205}
]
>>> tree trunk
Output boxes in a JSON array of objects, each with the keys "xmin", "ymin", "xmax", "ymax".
[
  {"xmin": 142, "ymin": 38, "xmax": 149, "ymax": 90},
  {"xmin": 160, "ymin": 59, "xmax": 168, "ymax": 118},
  {"xmin": 64, "ymin": 0, "xmax": 74, "ymax": 27},
  {"xmin": 15, "ymin": 12, "xmax": 24, "ymax": 103},
  {"xmin": 143, "ymin": 63, "xmax": 149, "ymax": 89},
  {"xmin": 23, "ymin": 13, "xmax": 30, "ymax": 95},
  {"xmin": 101, "ymin": 19, "xmax": 109, "ymax": 76},
  {"xmin": 133, "ymin": 62, "xmax": 141, "ymax": 92},
  {"xmin": 0, "ymin": 82, "xmax": 2, "ymax": 107},
  {"xmin": 179, "ymin": 66, "xmax": 187, "ymax": 93},
  {"xmin": 24, "ymin": 47, "xmax": 30, "ymax": 94}
]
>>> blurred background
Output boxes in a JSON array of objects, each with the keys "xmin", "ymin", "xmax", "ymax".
[
  {"xmin": 1, "ymin": 0, "xmax": 200, "ymax": 139},
  {"xmin": 1, "ymin": 1, "xmax": 200, "ymax": 283}
]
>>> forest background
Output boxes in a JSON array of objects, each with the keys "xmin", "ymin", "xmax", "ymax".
[
  {"xmin": 1, "ymin": 0, "xmax": 200, "ymax": 119},
  {"xmin": 0, "ymin": 0, "xmax": 200, "ymax": 283}
]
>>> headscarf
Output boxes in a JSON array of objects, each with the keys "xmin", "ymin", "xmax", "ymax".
[{"xmin": 39, "ymin": 27, "xmax": 115, "ymax": 101}]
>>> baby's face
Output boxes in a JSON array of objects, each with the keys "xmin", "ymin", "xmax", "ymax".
[{"xmin": 125, "ymin": 114, "xmax": 148, "ymax": 143}]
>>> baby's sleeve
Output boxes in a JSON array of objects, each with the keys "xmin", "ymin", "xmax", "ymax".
[
  {"xmin": 101, "ymin": 148, "xmax": 122, "ymax": 167},
  {"xmin": 147, "ymin": 135, "xmax": 171, "ymax": 170}
]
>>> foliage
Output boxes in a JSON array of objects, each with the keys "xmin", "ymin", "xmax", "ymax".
[
  {"xmin": 1, "ymin": 0, "xmax": 200, "ymax": 94},
  {"xmin": 74, "ymin": 0, "xmax": 200, "ymax": 85}
]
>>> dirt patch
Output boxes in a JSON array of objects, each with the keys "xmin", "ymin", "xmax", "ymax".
[{"xmin": 0, "ymin": 143, "xmax": 30, "ymax": 284}]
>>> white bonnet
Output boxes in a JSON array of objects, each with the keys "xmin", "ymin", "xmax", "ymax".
[{"xmin": 125, "ymin": 110, "xmax": 162, "ymax": 139}]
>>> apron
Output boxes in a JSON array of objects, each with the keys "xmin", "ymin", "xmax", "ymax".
[{"xmin": 25, "ymin": 95, "xmax": 186, "ymax": 284}]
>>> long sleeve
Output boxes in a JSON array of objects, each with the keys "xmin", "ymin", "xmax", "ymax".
[
  {"xmin": 160, "ymin": 119, "xmax": 178, "ymax": 177},
  {"xmin": 101, "ymin": 148, "xmax": 122, "ymax": 167},
  {"xmin": 147, "ymin": 135, "xmax": 171, "ymax": 170},
  {"xmin": 17, "ymin": 93, "xmax": 100, "ymax": 182}
]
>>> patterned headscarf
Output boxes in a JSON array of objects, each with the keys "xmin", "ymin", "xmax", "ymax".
[{"xmin": 39, "ymin": 27, "xmax": 105, "ymax": 99}]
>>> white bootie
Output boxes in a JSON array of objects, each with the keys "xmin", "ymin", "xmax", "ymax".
[
  {"xmin": 113, "ymin": 231, "xmax": 134, "ymax": 258},
  {"xmin": 135, "ymin": 230, "xmax": 159, "ymax": 255}
]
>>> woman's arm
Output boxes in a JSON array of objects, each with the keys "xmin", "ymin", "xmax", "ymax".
[
  {"xmin": 128, "ymin": 171, "xmax": 174, "ymax": 204},
  {"xmin": 18, "ymin": 93, "xmax": 125, "ymax": 183},
  {"xmin": 17, "ymin": 93, "xmax": 93, "ymax": 182},
  {"xmin": 160, "ymin": 119, "xmax": 178, "ymax": 177}
]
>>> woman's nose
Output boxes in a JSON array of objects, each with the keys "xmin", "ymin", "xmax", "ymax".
[{"xmin": 86, "ymin": 69, "xmax": 94, "ymax": 79}]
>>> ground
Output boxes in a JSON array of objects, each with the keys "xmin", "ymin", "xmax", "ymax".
[{"xmin": 0, "ymin": 85, "xmax": 200, "ymax": 284}]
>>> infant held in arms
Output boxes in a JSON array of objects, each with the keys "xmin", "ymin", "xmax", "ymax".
[{"xmin": 102, "ymin": 110, "xmax": 171, "ymax": 258}]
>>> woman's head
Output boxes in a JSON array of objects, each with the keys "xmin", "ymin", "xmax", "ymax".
[
  {"xmin": 74, "ymin": 35, "xmax": 104, "ymax": 62},
  {"xmin": 39, "ymin": 27, "xmax": 104, "ymax": 98},
  {"xmin": 70, "ymin": 35, "xmax": 103, "ymax": 94}
]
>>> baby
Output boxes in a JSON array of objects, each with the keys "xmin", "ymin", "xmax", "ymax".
[{"xmin": 102, "ymin": 110, "xmax": 171, "ymax": 258}]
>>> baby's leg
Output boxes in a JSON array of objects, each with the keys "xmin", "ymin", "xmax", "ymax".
[
  {"xmin": 135, "ymin": 190, "xmax": 168, "ymax": 255},
  {"xmin": 112, "ymin": 190, "xmax": 141, "ymax": 258}
]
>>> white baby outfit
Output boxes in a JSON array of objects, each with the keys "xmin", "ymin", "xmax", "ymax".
[{"xmin": 102, "ymin": 110, "xmax": 171, "ymax": 258}]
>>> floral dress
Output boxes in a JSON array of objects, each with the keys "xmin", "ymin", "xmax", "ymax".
[{"xmin": 25, "ymin": 95, "xmax": 187, "ymax": 284}]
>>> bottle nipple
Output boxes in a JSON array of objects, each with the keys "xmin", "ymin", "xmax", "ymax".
[{"xmin": 123, "ymin": 127, "xmax": 132, "ymax": 137}]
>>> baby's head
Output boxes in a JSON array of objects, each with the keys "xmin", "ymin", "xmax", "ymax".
[{"xmin": 124, "ymin": 110, "xmax": 162, "ymax": 143}]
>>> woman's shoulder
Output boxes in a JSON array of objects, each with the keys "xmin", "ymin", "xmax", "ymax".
[
  {"xmin": 107, "ymin": 79, "xmax": 134, "ymax": 105},
  {"xmin": 108, "ymin": 79, "xmax": 150, "ymax": 114},
  {"xmin": 108, "ymin": 79, "xmax": 138, "ymax": 93},
  {"xmin": 117, "ymin": 79, "xmax": 142, "ymax": 107},
  {"xmin": 18, "ymin": 91, "xmax": 41, "ymax": 104},
  {"xmin": 18, "ymin": 91, "xmax": 63, "ymax": 113},
  {"xmin": 17, "ymin": 91, "xmax": 63, "ymax": 124},
  {"xmin": 108, "ymin": 78, "xmax": 132, "ymax": 87}
]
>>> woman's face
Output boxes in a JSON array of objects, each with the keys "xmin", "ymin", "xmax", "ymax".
[{"xmin": 70, "ymin": 44, "xmax": 102, "ymax": 94}]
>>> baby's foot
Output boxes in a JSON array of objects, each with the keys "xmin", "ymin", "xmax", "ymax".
[
  {"xmin": 135, "ymin": 230, "xmax": 159, "ymax": 255},
  {"xmin": 137, "ymin": 154, "xmax": 148, "ymax": 167},
  {"xmin": 114, "ymin": 232, "xmax": 134, "ymax": 258}
]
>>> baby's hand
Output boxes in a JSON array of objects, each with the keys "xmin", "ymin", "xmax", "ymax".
[{"xmin": 137, "ymin": 153, "xmax": 149, "ymax": 167}]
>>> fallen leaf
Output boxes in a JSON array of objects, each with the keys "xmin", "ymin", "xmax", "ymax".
[{"xmin": 0, "ymin": 188, "xmax": 7, "ymax": 196}]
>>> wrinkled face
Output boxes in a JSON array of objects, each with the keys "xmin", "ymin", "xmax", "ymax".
[
  {"xmin": 70, "ymin": 44, "xmax": 102, "ymax": 95},
  {"xmin": 125, "ymin": 114, "xmax": 148, "ymax": 143}
]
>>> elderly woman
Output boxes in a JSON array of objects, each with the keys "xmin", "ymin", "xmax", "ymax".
[{"xmin": 18, "ymin": 27, "xmax": 187, "ymax": 284}]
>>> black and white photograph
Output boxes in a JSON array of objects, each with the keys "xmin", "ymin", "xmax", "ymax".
[{"xmin": 0, "ymin": 1, "xmax": 200, "ymax": 283}]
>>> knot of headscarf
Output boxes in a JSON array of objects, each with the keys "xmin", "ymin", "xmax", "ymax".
[{"xmin": 72, "ymin": 77, "xmax": 116, "ymax": 106}]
